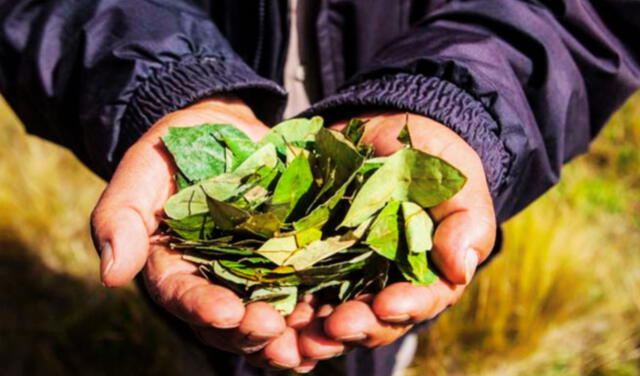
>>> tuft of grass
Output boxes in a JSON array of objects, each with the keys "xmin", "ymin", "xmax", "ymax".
[{"xmin": 0, "ymin": 99, "xmax": 104, "ymax": 278}]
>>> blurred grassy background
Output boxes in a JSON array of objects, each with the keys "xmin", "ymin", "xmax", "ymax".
[{"xmin": 0, "ymin": 93, "xmax": 638, "ymax": 376}]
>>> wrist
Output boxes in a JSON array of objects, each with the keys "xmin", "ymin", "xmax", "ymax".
[
  {"xmin": 139, "ymin": 95, "xmax": 268, "ymax": 147},
  {"xmin": 339, "ymin": 112, "xmax": 478, "ymax": 161},
  {"xmin": 302, "ymin": 73, "xmax": 510, "ymax": 198},
  {"xmin": 190, "ymin": 94, "xmax": 257, "ymax": 120}
]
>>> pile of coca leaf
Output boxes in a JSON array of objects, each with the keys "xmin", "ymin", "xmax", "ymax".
[{"xmin": 162, "ymin": 117, "xmax": 466, "ymax": 315}]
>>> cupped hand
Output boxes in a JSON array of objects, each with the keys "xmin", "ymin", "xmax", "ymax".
[
  {"xmin": 298, "ymin": 112, "xmax": 497, "ymax": 357},
  {"xmin": 90, "ymin": 97, "xmax": 310, "ymax": 369}
]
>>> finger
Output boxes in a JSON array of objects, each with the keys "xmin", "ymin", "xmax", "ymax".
[
  {"xmin": 371, "ymin": 281, "xmax": 465, "ymax": 324},
  {"xmin": 316, "ymin": 304, "xmax": 335, "ymax": 318},
  {"xmin": 294, "ymin": 360, "xmax": 319, "ymax": 374},
  {"xmin": 91, "ymin": 112, "xmax": 202, "ymax": 286},
  {"xmin": 194, "ymin": 323, "xmax": 277, "ymax": 355},
  {"xmin": 431, "ymin": 207, "xmax": 495, "ymax": 284},
  {"xmin": 260, "ymin": 328, "xmax": 303, "ymax": 369},
  {"xmin": 144, "ymin": 244, "xmax": 245, "ymax": 328},
  {"xmin": 287, "ymin": 295, "xmax": 317, "ymax": 329},
  {"xmin": 233, "ymin": 301, "xmax": 286, "ymax": 351},
  {"xmin": 91, "ymin": 137, "xmax": 175, "ymax": 286},
  {"xmin": 299, "ymin": 318, "xmax": 345, "ymax": 360},
  {"xmin": 324, "ymin": 301, "xmax": 411, "ymax": 348}
]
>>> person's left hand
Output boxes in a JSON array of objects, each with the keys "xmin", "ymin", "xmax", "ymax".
[{"xmin": 296, "ymin": 112, "xmax": 497, "ymax": 359}]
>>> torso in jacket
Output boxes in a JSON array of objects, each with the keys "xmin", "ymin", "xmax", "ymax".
[{"xmin": 201, "ymin": 0, "xmax": 444, "ymax": 100}]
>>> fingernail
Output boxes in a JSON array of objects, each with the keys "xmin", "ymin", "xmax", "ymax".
[
  {"xmin": 316, "ymin": 304, "xmax": 334, "ymax": 318},
  {"xmin": 100, "ymin": 242, "xmax": 114, "ymax": 285},
  {"xmin": 379, "ymin": 314, "xmax": 411, "ymax": 323},
  {"xmin": 336, "ymin": 333, "xmax": 367, "ymax": 342},
  {"xmin": 310, "ymin": 352, "xmax": 343, "ymax": 361},
  {"xmin": 212, "ymin": 321, "xmax": 240, "ymax": 330},
  {"xmin": 248, "ymin": 331, "xmax": 280, "ymax": 342},
  {"xmin": 465, "ymin": 249, "xmax": 478, "ymax": 284},
  {"xmin": 240, "ymin": 342, "xmax": 269, "ymax": 354},
  {"xmin": 269, "ymin": 360, "xmax": 297, "ymax": 369},
  {"xmin": 295, "ymin": 365, "xmax": 316, "ymax": 374}
]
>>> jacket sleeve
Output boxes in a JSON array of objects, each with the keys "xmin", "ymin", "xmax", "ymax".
[
  {"xmin": 303, "ymin": 0, "xmax": 640, "ymax": 222},
  {"xmin": 0, "ymin": 0, "xmax": 287, "ymax": 179}
]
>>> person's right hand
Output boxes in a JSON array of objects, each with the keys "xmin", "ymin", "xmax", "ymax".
[
  {"xmin": 90, "ymin": 97, "xmax": 313, "ymax": 370},
  {"xmin": 296, "ymin": 112, "xmax": 496, "ymax": 361}
]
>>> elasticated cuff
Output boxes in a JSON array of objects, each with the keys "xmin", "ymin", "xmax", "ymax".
[
  {"xmin": 301, "ymin": 73, "xmax": 510, "ymax": 196},
  {"xmin": 116, "ymin": 54, "xmax": 287, "ymax": 161}
]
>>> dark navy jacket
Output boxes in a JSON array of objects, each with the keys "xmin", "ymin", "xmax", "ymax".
[{"xmin": 1, "ymin": 0, "xmax": 639, "ymax": 222}]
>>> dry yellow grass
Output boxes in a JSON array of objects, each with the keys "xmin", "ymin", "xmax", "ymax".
[
  {"xmin": 0, "ymin": 93, "xmax": 639, "ymax": 375},
  {"xmin": 0, "ymin": 97, "xmax": 192, "ymax": 376},
  {"xmin": 411, "ymin": 93, "xmax": 640, "ymax": 376}
]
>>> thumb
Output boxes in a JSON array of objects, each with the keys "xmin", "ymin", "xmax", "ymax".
[
  {"xmin": 90, "ymin": 97, "xmax": 270, "ymax": 286},
  {"xmin": 414, "ymin": 124, "xmax": 496, "ymax": 286},
  {"xmin": 431, "ymin": 206, "xmax": 495, "ymax": 285},
  {"xmin": 91, "ymin": 137, "xmax": 175, "ymax": 287}
]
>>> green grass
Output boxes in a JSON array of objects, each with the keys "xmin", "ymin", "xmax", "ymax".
[{"xmin": 0, "ymin": 93, "xmax": 639, "ymax": 376}]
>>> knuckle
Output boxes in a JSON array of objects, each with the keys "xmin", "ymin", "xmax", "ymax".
[
  {"xmin": 89, "ymin": 204, "xmax": 108, "ymax": 232},
  {"xmin": 155, "ymin": 274, "xmax": 196, "ymax": 311},
  {"xmin": 176, "ymin": 283, "xmax": 208, "ymax": 315}
]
